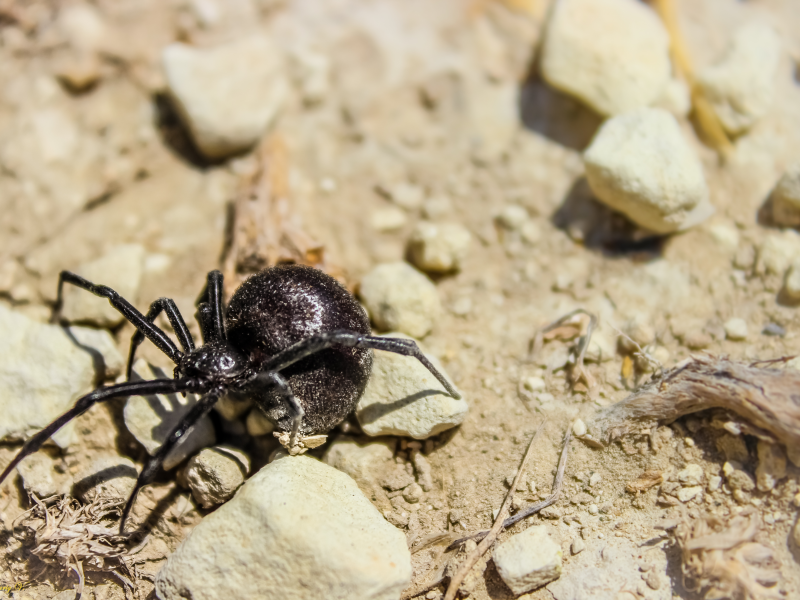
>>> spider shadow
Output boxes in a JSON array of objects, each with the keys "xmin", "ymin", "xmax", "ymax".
[
  {"xmin": 357, "ymin": 389, "xmax": 446, "ymax": 427},
  {"xmin": 61, "ymin": 327, "xmax": 114, "ymax": 385}
]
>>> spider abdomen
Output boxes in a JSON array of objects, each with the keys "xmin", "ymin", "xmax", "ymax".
[{"xmin": 225, "ymin": 264, "xmax": 373, "ymax": 435}]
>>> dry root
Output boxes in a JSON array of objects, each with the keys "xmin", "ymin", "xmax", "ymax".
[
  {"xmin": 673, "ymin": 508, "xmax": 781, "ymax": 600},
  {"xmin": 13, "ymin": 495, "xmax": 142, "ymax": 598}
]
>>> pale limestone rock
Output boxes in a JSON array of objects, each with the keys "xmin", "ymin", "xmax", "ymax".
[
  {"xmin": 371, "ymin": 207, "xmax": 407, "ymax": 232},
  {"xmin": 124, "ymin": 359, "xmax": 216, "ymax": 470},
  {"xmin": 697, "ymin": 23, "xmax": 781, "ymax": 135},
  {"xmin": 323, "ymin": 435, "xmax": 396, "ymax": 501},
  {"xmin": 755, "ymin": 441, "xmax": 786, "ymax": 492},
  {"xmin": 356, "ymin": 334, "xmax": 467, "ymax": 439},
  {"xmin": 0, "ymin": 305, "xmax": 110, "ymax": 448},
  {"xmin": 60, "ymin": 244, "xmax": 146, "ymax": 327},
  {"xmin": 757, "ymin": 231, "xmax": 800, "ymax": 276},
  {"xmin": 677, "ymin": 486, "xmax": 702, "ymax": 503},
  {"xmin": 73, "ymin": 455, "xmax": 137, "ymax": 503},
  {"xmin": 724, "ymin": 318, "xmax": 748, "ymax": 341},
  {"xmin": 496, "ymin": 205, "xmax": 529, "ymax": 231},
  {"xmin": 493, "ymin": 526, "xmax": 562, "ymax": 595},
  {"xmin": 163, "ymin": 36, "xmax": 288, "ymax": 159},
  {"xmin": 184, "ymin": 446, "xmax": 250, "ymax": 508},
  {"xmin": 408, "ymin": 222, "xmax": 471, "ymax": 274},
  {"xmin": 771, "ymin": 163, "xmax": 800, "ymax": 227},
  {"xmin": 18, "ymin": 454, "xmax": 72, "ymax": 498},
  {"xmin": 584, "ymin": 108, "xmax": 711, "ymax": 234},
  {"xmin": 783, "ymin": 263, "xmax": 800, "ymax": 303},
  {"xmin": 540, "ymin": 0, "xmax": 670, "ymax": 116},
  {"xmin": 358, "ymin": 262, "xmax": 441, "ymax": 338},
  {"xmin": 677, "ymin": 464, "xmax": 704, "ymax": 487},
  {"xmin": 723, "ymin": 461, "xmax": 755, "ymax": 492},
  {"xmin": 155, "ymin": 454, "xmax": 411, "ymax": 600}
]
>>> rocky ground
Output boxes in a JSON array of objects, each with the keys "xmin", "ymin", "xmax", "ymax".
[{"xmin": 1, "ymin": 0, "xmax": 800, "ymax": 599}]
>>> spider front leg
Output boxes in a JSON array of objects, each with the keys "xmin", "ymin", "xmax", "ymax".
[
  {"xmin": 54, "ymin": 270, "xmax": 184, "ymax": 366},
  {"xmin": 261, "ymin": 331, "xmax": 461, "ymax": 399},
  {"xmin": 0, "ymin": 379, "xmax": 187, "ymax": 493},
  {"xmin": 120, "ymin": 387, "xmax": 221, "ymax": 534},
  {"xmin": 127, "ymin": 298, "xmax": 195, "ymax": 380}
]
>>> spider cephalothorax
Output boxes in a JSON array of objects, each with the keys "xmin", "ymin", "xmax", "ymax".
[{"xmin": 0, "ymin": 264, "xmax": 459, "ymax": 533}]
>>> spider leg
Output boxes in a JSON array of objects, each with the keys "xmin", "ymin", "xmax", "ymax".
[
  {"xmin": 54, "ymin": 271, "xmax": 183, "ymax": 365},
  {"xmin": 251, "ymin": 371, "xmax": 304, "ymax": 448},
  {"xmin": 261, "ymin": 331, "xmax": 461, "ymax": 399},
  {"xmin": 127, "ymin": 298, "xmax": 195, "ymax": 380},
  {"xmin": 0, "ymin": 379, "xmax": 188, "ymax": 490},
  {"xmin": 195, "ymin": 270, "xmax": 226, "ymax": 343},
  {"xmin": 120, "ymin": 387, "xmax": 222, "ymax": 534}
]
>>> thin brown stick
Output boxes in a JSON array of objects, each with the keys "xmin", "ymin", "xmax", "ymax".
[
  {"xmin": 447, "ymin": 423, "xmax": 572, "ymax": 550},
  {"xmin": 443, "ymin": 420, "xmax": 548, "ymax": 600},
  {"xmin": 583, "ymin": 355, "xmax": 800, "ymax": 455},
  {"xmin": 529, "ymin": 309, "xmax": 597, "ymax": 388}
]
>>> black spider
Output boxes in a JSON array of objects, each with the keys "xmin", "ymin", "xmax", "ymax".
[{"xmin": 0, "ymin": 264, "xmax": 459, "ymax": 533}]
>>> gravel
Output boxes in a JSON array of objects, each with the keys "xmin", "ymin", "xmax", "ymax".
[
  {"xmin": 323, "ymin": 435, "xmax": 396, "ymax": 502},
  {"xmin": 60, "ymin": 243, "xmax": 146, "ymax": 327},
  {"xmin": 155, "ymin": 453, "xmax": 411, "ymax": 600},
  {"xmin": 358, "ymin": 262, "xmax": 442, "ymax": 338},
  {"xmin": 408, "ymin": 222, "xmax": 471, "ymax": 274},
  {"xmin": 755, "ymin": 441, "xmax": 787, "ymax": 492},
  {"xmin": 492, "ymin": 526, "xmax": 562, "ymax": 595},
  {"xmin": 540, "ymin": 0, "xmax": 670, "ymax": 116},
  {"xmin": 124, "ymin": 359, "xmax": 216, "ymax": 470},
  {"xmin": 584, "ymin": 108, "xmax": 712, "ymax": 234},
  {"xmin": 355, "ymin": 333, "xmax": 467, "ymax": 438},
  {"xmin": 697, "ymin": 23, "xmax": 781, "ymax": 135},
  {"xmin": 163, "ymin": 36, "xmax": 288, "ymax": 159},
  {"xmin": 724, "ymin": 318, "xmax": 748, "ymax": 341}
]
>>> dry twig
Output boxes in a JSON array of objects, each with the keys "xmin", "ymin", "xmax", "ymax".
[
  {"xmin": 528, "ymin": 309, "xmax": 597, "ymax": 389},
  {"xmin": 583, "ymin": 355, "xmax": 800, "ymax": 461}
]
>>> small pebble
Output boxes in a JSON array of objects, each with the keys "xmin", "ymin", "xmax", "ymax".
[
  {"xmin": 782, "ymin": 263, "xmax": 800, "ymax": 303},
  {"xmin": 588, "ymin": 472, "xmax": 602, "ymax": 487},
  {"xmin": 403, "ymin": 483, "xmax": 424, "ymax": 504},
  {"xmin": 378, "ymin": 182, "xmax": 425, "ymax": 210},
  {"xmin": 496, "ymin": 205, "xmax": 529, "ymax": 231},
  {"xmin": 707, "ymin": 476, "xmax": 722, "ymax": 492},
  {"xmin": 408, "ymin": 222, "xmax": 471, "ymax": 274},
  {"xmin": 762, "ymin": 323, "xmax": 786, "ymax": 337},
  {"xmin": 677, "ymin": 464, "xmax": 704, "ymax": 487},
  {"xmin": 584, "ymin": 108, "xmax": 711, "ymax": 234},
  {"xmin": 523, "ymin": 377, "xmax": 547, "ymax": 393},
  {"xmin": 359, "ymin": 262, "xmax": 441, "ymax": 338},
  {"xmin": 771, "ymin": 163, "xmax": 800, "ymax": 228},
  {"xmin": 645, "ymin": 571, "xmax": 661, "ymax": 591},
  {"xmin": 371, "ymin": 207, "xmax": 407, "ymax": 232},
  {"xmin": 587, "ymin": 504, "xmax": 599, "ymax": 515},
  {"xmin": 677, "ymin": 486, "xmax": 703, "ymax": 503},
  {"xmin": 493, "ymin": 526, "xmax": 562, "ymax": 595},
  {"xmin": 572, "ymin": 418, "xmax": 587, "ymax": 437},
  {"xmin": 422, "ymin": 196, "xmax": 453, "ymax": 219},
  {"xmin": 755, "ymin": 441, "xmax": 786, "ymax": 492},
  {"xmin": 451, "ymin": 297, "xmax": 472, "ymax": 317},
  {"xmin": 184, "ymin": 446, "xmax": 250, "ymax": 508},
  {"xmin": 570, "ymin": 538, "xmax": 585, "ymax": 555},
  {"xmin": 723, "ymin": 318, "xmax": 748, "ymax": 341},
  {"xmin": 73, "ymin": 455, "xmax": 137, "ymax": 503},
  {"xmin": 696, "ymin": 23, "xmax": 780, "ymax": 134}
]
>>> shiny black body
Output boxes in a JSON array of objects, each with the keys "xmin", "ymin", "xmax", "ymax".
[{"xmin": 0, "ymin": 264, "xmax": 459, "ymax": 534}]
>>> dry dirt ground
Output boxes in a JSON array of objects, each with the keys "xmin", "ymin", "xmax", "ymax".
[{"xmin": 1, "ymin": 0, "xmax": 799, "ymax": 599}]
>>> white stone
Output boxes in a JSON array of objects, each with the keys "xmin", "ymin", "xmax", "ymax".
[
  {"xmin": 676, "ymin": 486, "xmax": 702, "ymax": 503},
  {"xmin": 359, "ymin": 262, "xmax": 442, "ymax": 338},
  {"xmin": 124, "ymin": 359, "xmax": 216, "ymax": 470},
  {"xmin": 371, "ymin": 207, "xmax": 407, "ymax": 232},
  {"xmin": 783, "ymin": 263, "xmax": 800, "ymax": 302},
  {"xmin": 356, "ymin": 334, "xmax": 467, "ymax": 439},
  {"xmin": 0, "ymin": 305, "xmax": 109, "ymax": 448},
  {"xmin": 155, "ymin": 454, "xmax": 411, "ymax": 600},
  {"xmin": 572, "ymin": 418, "xmax": 587, "ymax": 437},
  {"xmin": 246, "ymin": 407, "xmax": 274, "ymax": 436},
  {"xmin": 540, "ymin": 0, "xmax": 671, "ymax": 116},
  {"xmin": 184, "ymin": 446, "xmax": 249, "ymax": 508},
  {"xmin": 214, "ymin": 395, "xmax": 252, "ymax": 421},
  {"xmin": 523, "ymin": 376, "xmax": 546, "ymax": 392},
  {"xmin": 724, "ymin": 318, "xmax": 748, "ymax": 341},
  {"xmin": 323, "ymin": 436, "xmax": 395, "ymax": 500},
  {"xmin": 755, "ymin": 441, "xmax": 786, "ymax": 492},
  {"xmin": 466, "ymin": 79, "xmax": 519, "ymax": 163},
  {"xmin": 492, "ymin": 526, "xmax": 562, "ymax": 595},
  {"xmin": 653, "ymin": 77, "xmax": 691, "ymax": 118},
  {"xmin": 379, "ymin": 182, "xmax": 424, "ymax": 210},
  {"xmin": 60, "ymin": 244, "xmax": 146, "ymax": 327},
  {"xmin": 697, "ymin": 23, "xmax": 781, "ymax": 135},
  {"xmin": 408, "ymin": 222, "xmax": 471, "ymax": 274},
  {"xmin": 584, "ymin": 330, "xmax": 615, "ymax": 363},
  {"xmin": 497, "ymin": 205, "xmax": 529, "ymax": 231},
  {"xmin": 771, "ymin": 163, "xmax": 800, "ymax": 228},
  {"xmin": 73, "ymin": 455, "xmax": 137, "ymax": 503},
  {"xmin": 163, "ymin": 36, "xmax": 288, "ymax": 159},
  {"xmin": 17, "ymin": 454, "xmax": 71, "ymax": 498},
  {"xmin": 677, "ymin": 464, "xmax": 704, "ymax": 487},
  {"xmin": 584, "ymin": 108, "xmax": 712, "ymax": 234},
  {"xmin": 757, "ymin": 231, "xmax": 800, "ymax": 276},
  {"xmin": 723, "ymin": 461, "xmax": 755, "ymax": 492}
]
